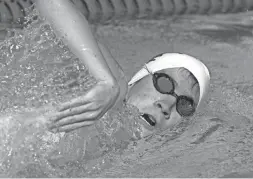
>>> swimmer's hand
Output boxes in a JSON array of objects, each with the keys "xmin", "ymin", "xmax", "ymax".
[{"xmin": 48, "ymin": 81, "xmax": 120, "ymax": 133}]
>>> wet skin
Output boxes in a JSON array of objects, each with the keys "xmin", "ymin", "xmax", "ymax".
[{"xmin": 126, "ymin": 67, "xmax": 200, "ymax": 137}]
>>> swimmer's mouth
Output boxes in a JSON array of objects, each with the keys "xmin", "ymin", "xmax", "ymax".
[{"xmin": 140, "ymin": 113, "xmax": 156, "ymax": 126}]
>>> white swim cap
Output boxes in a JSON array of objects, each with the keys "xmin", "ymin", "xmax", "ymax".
[{"xmin": 128, "ymin": 53, "xmax": 210, "ymax": 109}]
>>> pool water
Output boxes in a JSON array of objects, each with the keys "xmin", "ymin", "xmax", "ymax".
[{"xmin": 1, "ymin": 9, "xmax": 253, "ymax": 177}]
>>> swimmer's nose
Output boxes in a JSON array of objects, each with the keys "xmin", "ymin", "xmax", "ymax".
[{"xmin": 154, "ymin": 98, "xmax": 176, "ymax": 120}]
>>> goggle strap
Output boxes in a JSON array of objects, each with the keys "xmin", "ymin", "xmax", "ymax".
[{"xmin": 143, "ymin": 63, "xmax": 154, "ymax": 75}]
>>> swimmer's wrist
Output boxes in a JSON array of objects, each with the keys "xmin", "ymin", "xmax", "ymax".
[
  {"xmin": 98, "ymin": 78, "xmax": 120, "ymax": 93},
  {"xmin": 101, "ymin": 75, "xmax": 117, "ymax": 86}
]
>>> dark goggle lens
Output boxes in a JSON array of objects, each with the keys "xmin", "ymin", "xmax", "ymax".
[
  {"xmin": 176, "ymin": 96, "xmax": 196, "ymax": 117},
  {"xmin": 154, "ymin": 73, "xmax": 196, "ymax": 117},
  {"xmin": 156, "ymin": 76, "xmax": 174, "ymax": 94}
]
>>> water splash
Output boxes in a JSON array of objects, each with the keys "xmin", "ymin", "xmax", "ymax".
[
  {"xmin": 1, "ymin": 13, "xmax": 99, "ymax": 111},
  {"xmin": 0, "ymin": 8, "xmax": 148, "ymax": 177}
]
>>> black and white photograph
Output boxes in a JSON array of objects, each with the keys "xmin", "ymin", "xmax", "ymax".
[{"xmin": 0, "ymin": 0, "xmax": 253, "ymax": 178}]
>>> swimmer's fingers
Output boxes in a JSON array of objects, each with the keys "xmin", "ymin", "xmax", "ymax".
[
  {"xmin": 49, "ymin": 110, "xmax": 100, "ymax": 129},
  {"xmin": 50, "ymin": 103, "xmax": 96, "ymax": 122},
  {"xmin": 58, "ymin": 81, "xmax": 118, "ymax": 112},
  {"xmin": 57, "ymin": 96, "xmax": 90, "ymax": 112},
  {"xmin": 50, "ymin": 120, "xmax": 95, "ymax": 133}
]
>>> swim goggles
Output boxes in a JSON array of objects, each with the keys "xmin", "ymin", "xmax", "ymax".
[{"xmin": 144, "ymin": 64, "xmax": 196, "ymax": 117}]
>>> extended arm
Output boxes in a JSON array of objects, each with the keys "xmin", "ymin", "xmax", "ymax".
[
  {"xmin": 36, "ymin": 0, "xmax": 128, "ymax": 132},
  {"xmin": 35, "ymin": 0, "xmax": 116, "ymax": 85}
]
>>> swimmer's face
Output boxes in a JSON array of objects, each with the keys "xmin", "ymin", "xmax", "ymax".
[{"xmin": 126, "ymin": 67, "xmax": 200, "ymax": 138}]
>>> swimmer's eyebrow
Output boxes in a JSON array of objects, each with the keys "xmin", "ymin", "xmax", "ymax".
[
  {"xmin": 191, "ymin": 81, "xmax": 200, "ymax": 102},
  {"xmin": 191, "ymin": 80, "xmax": 198, "ymax": 91},
  {"xmin": 172, "ymin": 77, "xmax": 179, "ymax": 87},
  {"xmin": 176, "ymin": 68, "xmax": 199, "ymax": 102},
  {"xmin": 177, "ymin": 78, "xmax": 197, "ymax": 100},
  {"xmin": 175, "ymin": 78, "xmax": 194, "ymax": 100}
]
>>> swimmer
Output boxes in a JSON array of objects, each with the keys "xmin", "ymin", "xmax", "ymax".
[{"xmin": 36, "ymin": 0, "xmax": 210, "ymax": 138}]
